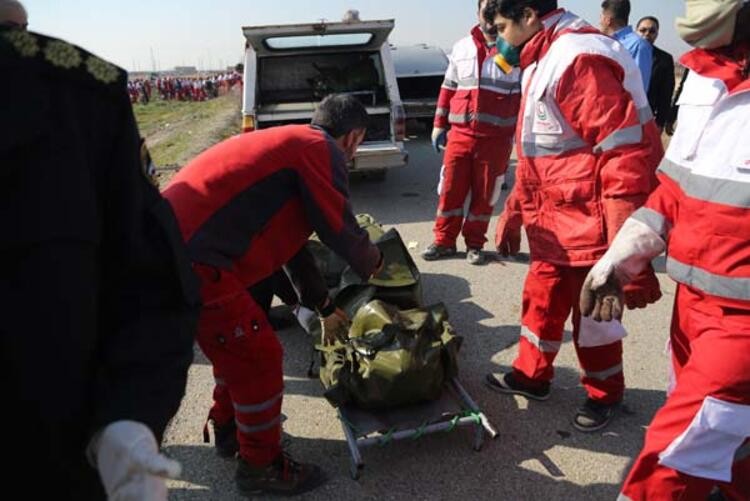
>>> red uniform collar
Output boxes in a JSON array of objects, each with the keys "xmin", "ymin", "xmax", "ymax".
[
  {"xmin": 470, "ymin": 24, "xmax": 497, "ymax": 56},
  {"xmin": 680, "ymin": 45, "xmax": 750, "ymax": 95},
  {"xmin": 519, "ymin": 9, "xmax": 599, "ymax": 70}
]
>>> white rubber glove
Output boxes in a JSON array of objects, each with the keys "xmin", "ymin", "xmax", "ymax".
[
  {"xmin": 581, "ymin": 217, "xmax": 666, "ymax": 323},
  {"xmin": 92, "ymin": 420, "xmax": 181, "ymax": 501},
  {"xmin": 588, "ymin": 218, "xmax": 666, "ymax": 289},
  {"xmin": 431, "ymin": 127, "xmax": 447, "ymax": 153}
]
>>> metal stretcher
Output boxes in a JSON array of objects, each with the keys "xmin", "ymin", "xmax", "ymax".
[{"xmin": 335, "ymin": 378, "xmax": 497, "ymax": 479}]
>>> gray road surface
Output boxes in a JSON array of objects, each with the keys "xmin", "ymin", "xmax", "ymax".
[{"xmin": 164, "ymin": 130, "xmax": 675, "ymax": 500}]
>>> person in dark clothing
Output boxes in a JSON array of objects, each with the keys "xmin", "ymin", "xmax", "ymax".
[
  {"xmin": 163, "ymin": 94, "xmax": 383, "ymax": 497},
  {"xmin": 248, "ymin": 248, "xmax": 327, "ymax": 330},
  {"xmin": 637, "ymin": 16, "xmax": 676, "ymax": 132},
  {"xmin": 0, "ymin": 27, "xmax": 200, "ymax": 501}
]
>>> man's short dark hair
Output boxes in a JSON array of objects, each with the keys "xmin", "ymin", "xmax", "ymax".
[
  {"xmin": 483, "ymin": 0, "xmax": 557, "ymax": 24},
  {"xmin": 601, "ymin": 0, "xmax": 631, "ymax": 25},
  {"xmin": 636, "ymin": 16, "xmax": 660, "ymax": 30},
  {"xmin": 311, "ymin": 94, "xmax": 369, "ymax": 138}
]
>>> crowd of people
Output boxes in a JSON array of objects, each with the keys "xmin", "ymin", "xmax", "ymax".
[
  {"xmin": 3, "ymin": 0, "xmax": 749, "ymax": 500},
  {"xmin": 127, "ymin": 73, "xmax": 242, "ymax": 104}
]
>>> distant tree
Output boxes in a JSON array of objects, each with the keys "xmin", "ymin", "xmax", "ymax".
[{"xmin": 235, "ymin": 63, "xmax": 244, "ymax": 73}]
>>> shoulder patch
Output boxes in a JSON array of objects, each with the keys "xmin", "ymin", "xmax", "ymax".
[
  {"xmin": 44, "ymin": 40, "xmax": 82, "ymax": 69},
  {"xmin": 1, "ymin": 29, "xmax": 126, "ymax": 88},
  {"xmin": 85, "ymin": 54, "xmax": 120, "ymax": 84},
  {"xmin": 2, "ymin": 29, "xmax": 39, "ymax": 57}
]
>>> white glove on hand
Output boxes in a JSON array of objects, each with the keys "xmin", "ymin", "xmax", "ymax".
[
  {"xmin": 93, "ymin": 420, "xmax": 181, "ymax": 501},
  {"xmin": 588, "ymin": 217, "xmax": 666, "ymax": 288}
]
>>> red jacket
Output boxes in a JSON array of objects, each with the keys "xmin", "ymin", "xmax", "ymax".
[
  {"xmin": 163, "ymin": 125, "xmax": 381, "ymax": 292},
  {"xmin": 631, "ymin": 47, "xmax": 750, "ymax": 309},
  {"xmin": 434, "ymin": 26, "xmax": 521, "ymax": 138},
  {"xmin": 503, "ymin": 10, "xmax": 662, "ymax": 266}
]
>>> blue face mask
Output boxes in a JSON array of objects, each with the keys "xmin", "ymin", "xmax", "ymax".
[{"xmin": 494, "ymin": 36, "xmax": 520, "ymax": 74}]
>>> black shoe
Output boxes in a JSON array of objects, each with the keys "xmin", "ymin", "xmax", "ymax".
[
  {"xmin": 466, "ymin": 248, "xmax": 486, "ymax": 266},
  {"xmin": 484, "ymin": 372, "xmax": 551, "ymax": 401},
  {"xmin": 213, "ymin": 419, "xmax": 239, "ymax": 458},
  {"xmin": 421, "ymin": 243, "xmax": 457, "ymax": 261},
  {"xmin": 573, "ymin": 398, "xmax": 620, "ymax": 432},
  {"xmin": 236, "ymin": 452, "xmax": 327, "ymax": 497}
]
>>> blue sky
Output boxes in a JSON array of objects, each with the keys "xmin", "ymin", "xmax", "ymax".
[{"xmin": 25, "ymin": 1, "xmax": 690, "ymax": 71}]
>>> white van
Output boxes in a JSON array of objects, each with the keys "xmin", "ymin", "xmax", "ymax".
[
  {"xmin": 391, "ymin": 44, "xmax": 449, "ymax": 124},
  {"xmin": 241, "ymin": 19, "xmax": 408, "ymax": 174}
]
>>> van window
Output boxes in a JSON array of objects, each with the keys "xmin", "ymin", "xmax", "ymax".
[
  {"xmin": 265, "ymin": 33, "xmax": 373, "ymax": 50},
  {"xmin": 258, "ymin": 52, "xmax": 388, "ymax": 106}
]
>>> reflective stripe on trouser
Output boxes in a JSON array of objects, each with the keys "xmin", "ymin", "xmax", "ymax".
[
  {"xmin": 433, "ymin": 129, "xmax": 513, "ymax": 249},
  {"xmin": 512, "ymin": 261, "xmax": 624, "ymax": 404},
  {"xmin": 621, "ymin": 285, "xmax": 750, "ymax": 501},
  {"xmin": 194, "ymin": 265, "xmax": 283, "ymax": 467}
]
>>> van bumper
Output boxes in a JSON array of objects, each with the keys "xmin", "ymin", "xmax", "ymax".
[{"xmin": 353, "ymin": 142, "xmax": 408, "ymax": 171}]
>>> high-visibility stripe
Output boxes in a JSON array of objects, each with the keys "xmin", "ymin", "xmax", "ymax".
[
  {"xmin": 449, "ymin": 112, "xmax": 517, "ymax": 127},
  {"xmin": 435, "ymin": 107, "xmax": 449, "ymax": 117},
  {"xmin": 479, "ymin": 77, "xmax": 521, "ymax": 92},
  {"xmin": 667, "ymin": 257, "xmax": 750, "ymax": 301},
  {"xmin": 659, "ymin": 158, "xmax": 750, "ymax": 209},
  {"xmin": 442, "ymin": 79, "xmax": 458, "ymax": 89},
  {"xmin": 631, "ymin": 207, "xmax": 671, "ymax": 238},
  {"xmin": 467, "ymin": 213, "xmax": 492, "ymax": 222},
  {"xmin": 437, "ymin": 208, "xmax": 464, "ymax": 218},
  {"xmin": 522, "ymin": 137, "xmax": 588, "ymax": 157},
  {"xmin": 617, "ymin": 494, "xmax": 633, "ymax": 501},
  {"xmin": 520, "ymin": 325, "xmax": 562, "ymax": 353},
  {"xmin": 232, "ymin": 391, "xmax": 283, "ymax": 414},
  {"xmin": 235, "ymin": 415, "xmax": 281, "ymax": 434},
  {"xmin": 594, "ymin": 125, "xmax": 643, "ymax": 153},
  {"xmin": 456, "ymin": 77, "xmax": 521, "ymax": 92},
  {"xmin": 583, "ymin": 363, "xmax": 623, "ymax": 381}
]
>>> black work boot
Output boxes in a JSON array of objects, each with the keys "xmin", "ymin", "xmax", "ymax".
[
  {"xmin": 212, "ymin": 419, "xmax": 239, "ymax": 458},
  {"xmin": 421, "ymin": 243, "xmax": 457, "ymax": 261},
  {"xmin": 236, "ymin": 452, "xmax": 327, "ymax": 497},
  {"xmin": 484, "ymin": 372, "xmax": 551, "ymax": 401},
  {"xmin": 466, "ymin": 248, "xmax": 486, "ymax": 265},
  {"xmin": 573, "ymin": 398, "xmax": 621, "ymax": 432}
]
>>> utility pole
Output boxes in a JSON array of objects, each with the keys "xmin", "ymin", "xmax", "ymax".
[{"xmin": 150, "ymin": 47, "xmax": 156, "ymax": 73}]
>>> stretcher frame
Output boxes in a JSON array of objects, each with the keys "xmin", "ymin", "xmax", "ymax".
[{"xmin": 336, "ymin": 377, "xmax": 498, "ymax": 480}]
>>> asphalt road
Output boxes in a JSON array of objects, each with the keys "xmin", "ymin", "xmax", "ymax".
[{"xmin": 164, "ymin": 129, "xmax": 676, "ymax": 500}]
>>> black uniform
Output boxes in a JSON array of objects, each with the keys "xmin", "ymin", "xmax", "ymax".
[
  {"xmin": 0, "ymin": 28, "xmax": 200, "ymax": 499},
  {"xmin": 646, "ymin": 45, "xmax": 676, "ymax": 129}
]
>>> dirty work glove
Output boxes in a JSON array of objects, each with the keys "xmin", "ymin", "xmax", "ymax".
[
  {"xmin": 431, "ymin": 127, "xmax": 447, "ymax": 153},
  {"xmin": 320, "ymin": 307, "xmax": 350, "ymax": 346},
  {"xmin": 623, "ymin": 264, "xmax": 662, "ymax": 309},
  {"xmin": 580, "ymin": 271, "xmax": 625, "ymax": 322},
  {"xmin": 92, "ymin": 421, "xmax": 181, "ymax": 501},
  {"xmin": 495, "ymin": 210, "xmax": 522, "ymax": 257},
  {"xmin": 581, "ymin": 217, "xmax": 666, "ymax": 321}
]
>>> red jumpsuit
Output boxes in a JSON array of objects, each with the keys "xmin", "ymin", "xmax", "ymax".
[
  {"xmin": 499, "ymin": 10, "xmax": 662, "ymax": 403},
  {"xmin": 619, "ymin": 47, "xmax": 750, "ymax": 501},
  {"xmin": 432, "ymin": 26, "xmax": 521, "ymax": 250},
  {"xmin": 163, "ymin": 125, "xmax": 381, "ymax": 466}
]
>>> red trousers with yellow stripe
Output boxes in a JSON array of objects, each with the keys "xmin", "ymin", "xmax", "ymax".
[
  {"xmin": 195, "ymin": 265, "xmax": 283, "ymax": 467},
  {"xmin": 433, "ymin": 129, "xmax": 513, "ymax": 250},
  {"xmin": 512, "ymin": 261, "xmax": 625, "ymax": 404},
  {"xmin": 619, "ymin": 285, "xmax": 750, "ymax": 501}
]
